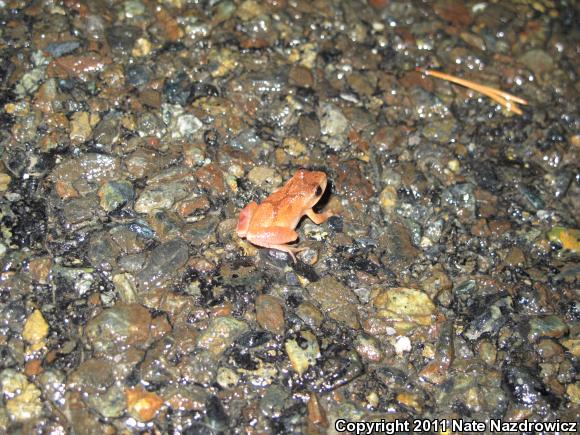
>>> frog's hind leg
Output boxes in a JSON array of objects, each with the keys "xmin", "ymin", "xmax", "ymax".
[
  {"xmin": 246, "ymin": 227, "xmax": 298, "ymax": 247},
  {"xmin": 236, "ymin": 201, "xmax": 258, "ymax": 237},
  {"xmin": 246, "ymin": 227, "xmax": 302, "ymax": 261}
]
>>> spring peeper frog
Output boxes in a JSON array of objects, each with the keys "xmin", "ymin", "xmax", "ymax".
[{"xmin": 237, "ymin": 169, "xmax": 334, "ymax": 261}]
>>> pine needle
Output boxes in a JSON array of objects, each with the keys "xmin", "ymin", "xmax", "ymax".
[{"xmin": 419, "ymin": 69, "xmax": 528, "ymax": 115}]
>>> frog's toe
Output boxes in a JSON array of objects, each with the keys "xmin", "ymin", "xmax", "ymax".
[{"xmin": 269, "ymin": 245, "xmax": 308, "ymax": 262}]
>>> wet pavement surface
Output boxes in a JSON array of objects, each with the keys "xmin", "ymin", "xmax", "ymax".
[{"xmin": 0, "ymin": 0, "xmax": 579, "ymax": 433}]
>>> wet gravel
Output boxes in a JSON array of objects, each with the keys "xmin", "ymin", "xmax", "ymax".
[{"xmin": 0, "ymin": 0, "xmax": 579, "ymax": 433}]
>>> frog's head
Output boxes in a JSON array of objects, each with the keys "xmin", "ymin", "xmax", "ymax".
[{"xmin": 296, "ymin": 169, "xmax": 328, "ymax": 208}]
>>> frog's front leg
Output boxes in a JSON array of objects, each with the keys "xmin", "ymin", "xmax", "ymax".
[{"xmin": 305, "ymin": 209, "xmax": 334, "ymax": 224}]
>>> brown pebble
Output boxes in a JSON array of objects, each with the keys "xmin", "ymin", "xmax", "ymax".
[
  {"xmin": 400, "ymin": 70, "xmax": 430, "ymax": 91},
  {"xmin": 371, "ymin": 126, "xmax": 404, "ymax": 151},
  {"xmin": 28, "ymin": 257, "xmax": 52, "ymax": 284},
  {"xmin": 188, "ymin": 257, "xmax": 216, "ymax": 274},
  {"xmin": 369, "ymin": 0, "xmax": 389, "ymax": 9},
  {"xmin": 488, "ymin": 219, "xmax": 512, "ymax": 236},
  {"xmin": 239, "ymin": 37, "xmax": 270, "ymax": 49},
  {"xmin": 470, "ymin": 218, "xmax": 491, "ymax": 237},
  {"xmin": 126, "ymin": 387, "xmax": 164, "ymax": 422},
  {"xmin": 474, "ymin": 188, "xmax": 498, "ymax": 218},
  {"xmin": 47, "ymin": 54, "xmax": 112, "ymax": 79},
  {"xmin": 289, "ymin": 65, "xmax": 314, "ymax": 88},
  {"xmin": 45, "ymin": 112, "xmax": 69, "ymax": 129},
  {"xmin": 210, "ymin": 304, "xmax": 234, "ymax": 318},
  {"xmin": 536, "ymin": 339, "xmax": 564, "ymax": 361},
  {"xmin": 139, "ymin": 89, "xmax": 161, "ymax": 109},
  {"xmin": 295, "ymin": 302, "xmax": 324, "ymax": 329},
  {"xmin": 505, "ymin": 247, "xmax": 525, "ymax": 267},
  {"xmin": 24, "ymin": 359, "xmax": 43, "ymax": 376},
  {"xmin": 87, "ymin": 293, "xmax": 101, "ymax": 306},
  {"xmin": 54, "ymin": 180, "xmax": 79, "ymax": 200},
  {"xmin": 255, "ymin": 295, "xmax": 285, "ymax": 336},
  {"xmin": 195, "ymin": 164, "xmax": 226, "ymax": 196},
  {"xmin": 45, "ymin": 350, "xmax": 58, "ymax": 364},
  {"xmin": 347, "ymin": 129, "xmax": 370, "ymax": 153},
  {"xmin": 335, "ymin": 160, "xmax": 375, "ymax": 203},
  {"xmin": 175, "ymin": 196, "xmax": 210, "ymax": 217},
  {"xmin": 150, "ymin": 315, "xmax": 172, "ymax": 340},
  {"xmin": 155, "ymin": 7, "xmax": 183, "ymax": 42},
  {"xmin": 433, "ymin": 0, "xmax": 473, "ymax": 27},
  {"xmin": 396, "ymin": 392, "xmax": 423, "ymax": 413},
  {"xmin": 307, "ymin": 392, "xmax": 328, "ymax": 428}
]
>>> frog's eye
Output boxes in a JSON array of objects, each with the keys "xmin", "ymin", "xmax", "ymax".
[{"xmin": 315, "ymin": 185, "xmax": 323, "ymax": 196}]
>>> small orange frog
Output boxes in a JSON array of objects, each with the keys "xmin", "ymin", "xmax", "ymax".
[{"xmin": 237, "ymin": 169, "xmax": 335, "ymax": 261}]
